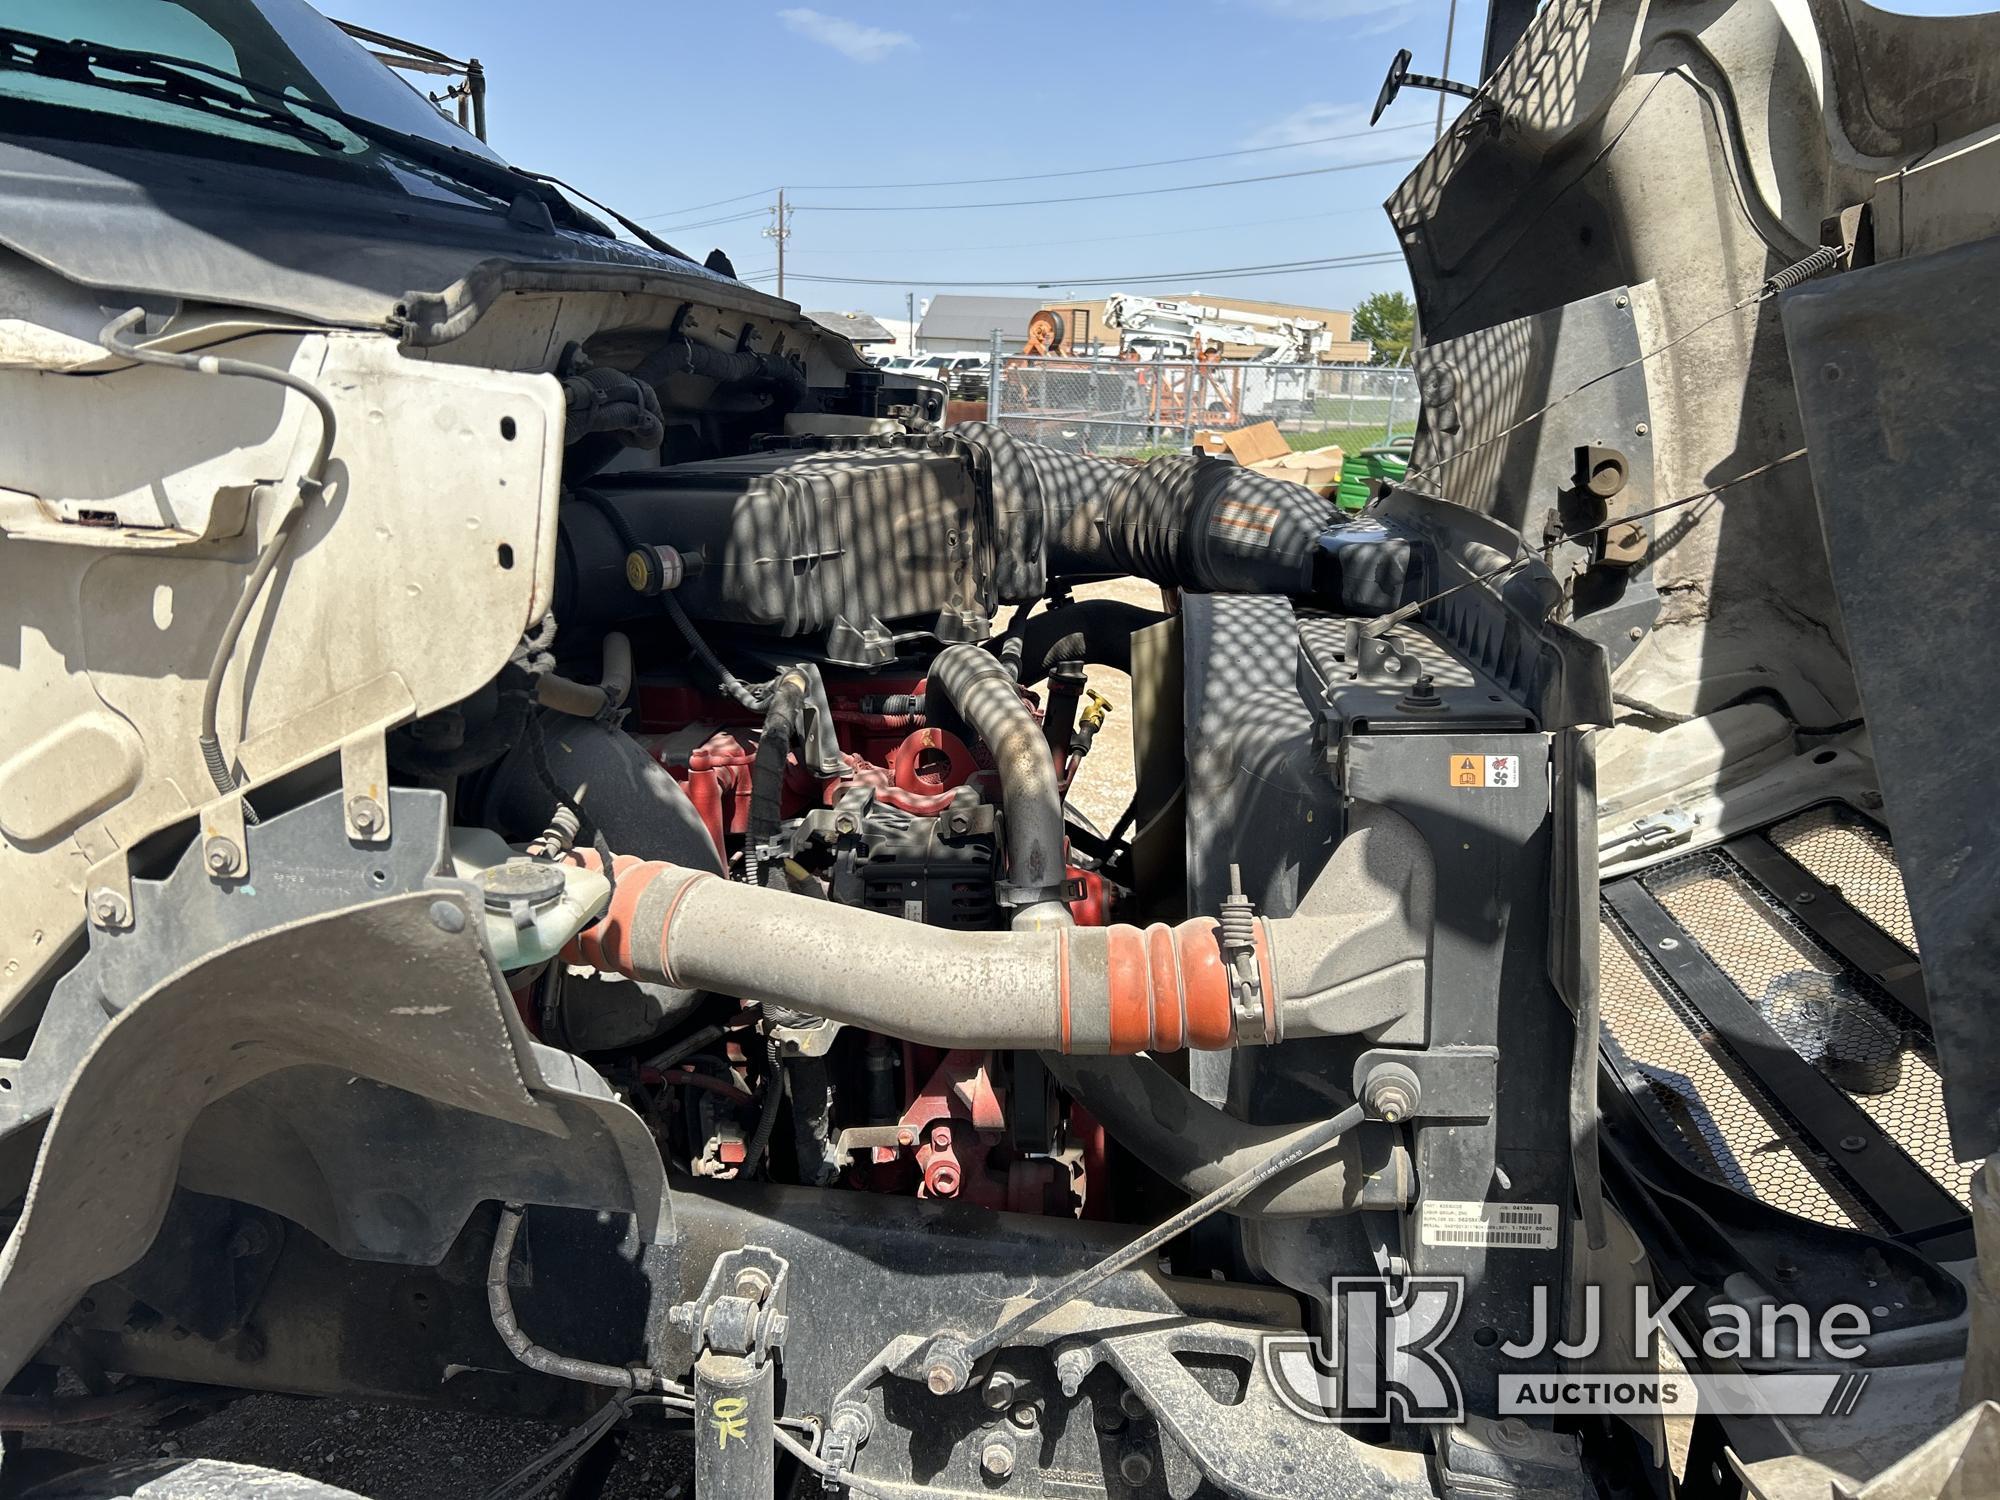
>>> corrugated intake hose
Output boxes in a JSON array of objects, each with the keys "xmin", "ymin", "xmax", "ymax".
[
  {"xmin": 1039, "ymin": 1054, "xmax": 1406, "ymax": 1217},
  {"xmin": 953, "ymin": 421, "xmax": 1335, "ymax": 599},
  {"xmin": 926, "ymin": 643, "xmax": 1073, "ymax": 929}
]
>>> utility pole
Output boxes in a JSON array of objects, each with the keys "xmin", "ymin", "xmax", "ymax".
[
  {"xmin": 1435, "ymin": 0, "xmax": 1460, "ymax": 139},
  {"xmin": 764, "ymin": 188, "xmax": 792, "ymax": 299},
  {"xmin": 906, "ymin": 290, "xmax": 915, "ymax": 354}
]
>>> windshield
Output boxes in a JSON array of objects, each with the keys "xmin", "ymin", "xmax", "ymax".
[{"xmin": 1, "ymin": 0, "xmax": 506, "ymax": 178}]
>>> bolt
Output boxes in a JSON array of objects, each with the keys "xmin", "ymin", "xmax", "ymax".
[
  {"xmin": 896, "ymin": 1127, "xmax": 916, "ymax": 1147},
  {"xmin": 835, "ymin": 815, "xmax": 857, "ymax": 835},
  {"xmin": 1796, "ymin": 891, "xmax": 1817, "ymax": 905},
  {"xmin": 1839, "ymin": 1134, "xmax": 1868, "ymax": 1152},
  {"xmin": 734, "ymin": 1267, "xmax": 772, "ymax": 1301},
  {"xmin": 1634, "ymin": 422, "xmax": 1649, "ymax": 437},
  {"xmin": 931, "ymin": 1124, "xmax": 953, "ymax": 1149},
  {"xmin": 949, "ymin": 813, "xmax": 971, "ymax": 835},
  {"xmin": 1054, "ymin": 1345, "xmax": 1092, "ymax": 1398},
  {"xmin": 1773, "ymin": 1254, "xmax": 1799, "ymax": 1283},
  {"xmin": 1628, "ymin": 626, "xmax": 1645, "ymax": 641},
  {"xmin": 1493, "ymin": 1416, "xmax": 1532, "ymax": 1450},
  {"xmin": 1614, "ymin": 294, "xmax": 1629, "ymax": 309},
  {"xmin": 203, "ymin": 837, "xmax": 239, "ymax": 875},
  {"xmin": 347, "ymin": 796, "xmax": 384, "ymax": 836},
  {"xmin": 926, "ymin": 1345, "xmax": 970, "ymax": 1396},
  {"xmin": 1657, "ymin": 937, "xmax": 1680, "ymax": 951},
  {"xmin": 983, "ymin": 1370, "xmax": 1021, "ymax": 1410},
  {"xmin": 88, "ymin": 889, "xmax": 129, "ymax": 928},
  {"xmin": 1118, "ymin": 1449, "xmax": 1153, "ymax": 1485},
  {"xmin": 429, "ymin": 900, "xmax": 466, "ymax": 934},
  {"xmin": 1009, "ymin": 1402, "xmax": 1038, "ymax": 1430},
  {"xmin": 980, "ymin": 1439, "xmax": 1016, "ymax": 1479},
  {"xmin": 1362, "ymin": 1064, "xmax": 1421, "ymax": 1124},
  {"xmin": 1094, "ymin": 1406, "xmax": 1126, "ymax": 1435},
  {"xmin": 1118, "ymin": 1389, "xmax": 1147, "ymax": 1421}
]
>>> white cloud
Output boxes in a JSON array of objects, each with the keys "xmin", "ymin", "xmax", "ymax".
[{"xmin": 778, "ymin": 9, "xmax": 914, "ymax": 63}]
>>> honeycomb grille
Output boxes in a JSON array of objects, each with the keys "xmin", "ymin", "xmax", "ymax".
[
  {"xmin": 1599, "ymin": 806, "xmax": 1974, "ymax": 1226},
  {"xmin": 1769, "ymin": 804, "xmax": 1919, "ymax": 953},
  {"xmin": 1598, "ymin": 919, "xmax": 1870, "ymax": 1230}
]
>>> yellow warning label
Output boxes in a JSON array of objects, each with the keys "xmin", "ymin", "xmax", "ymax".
[{"xmin": 1450, "ymin": 754, "xmax": 1521, "ymax": 789}]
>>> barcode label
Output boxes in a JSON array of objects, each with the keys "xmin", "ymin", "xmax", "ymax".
[{"xmin": 1420, "ymin": 1200, "xmax": 1559, "ymax": 1250}]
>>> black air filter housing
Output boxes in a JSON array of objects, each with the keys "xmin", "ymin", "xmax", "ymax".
[{"xmin": 557, "ymin": 438, "xmax": 995, "ymax": 665}]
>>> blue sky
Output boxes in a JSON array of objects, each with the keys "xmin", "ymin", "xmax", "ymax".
[{"xmin": 326, "ymin": 0, "xmax": 1995, "ymax": 321}]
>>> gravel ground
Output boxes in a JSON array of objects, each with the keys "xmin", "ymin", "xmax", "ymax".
[
  {"xmin": 8, "ymin": 1394, "xmax": 696, "ymax": 1499},
  {"xmin": 1014, "ymin": 575, "xmax": 1165, "ymax": 836},
  {"xmin": 6, "ymin": 588, "xmax": 1163, "ymax": 1498}
]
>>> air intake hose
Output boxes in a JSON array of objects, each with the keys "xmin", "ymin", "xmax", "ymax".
[{"xmin": 953, "ymin": 422, "xmax": 1336, "ymax": 600}]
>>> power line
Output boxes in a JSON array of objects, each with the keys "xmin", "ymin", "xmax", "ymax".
[
  {"xmin": 649, "ymin": 206, "xmax": 770, "ymax": 234},
  {"xmin": 637, "ymin": 123, "xmax": 1429, "ymax": 221},
  {"xmin": 644, "ymin": 185, "xmax": 779, "ymax": 218},
  {"xmin": 780, "ymin": 203, "xmax": 1384, "ymax": 261},
  {"xmin": 742, "ymin": 250, "xmax": 1406, "ymax": 290},
  {"xmin": 791, "ymin": 155, "xmax": 1419, "ymax": 213},
  {"xmin": 785, "ymin": 121, "xmax": 1432, "ymax": 192}
]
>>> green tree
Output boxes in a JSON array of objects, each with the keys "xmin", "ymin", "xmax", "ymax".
[{"xmin": 1351, "ymin": 289, "xmax": 1415, "ymax": 365}]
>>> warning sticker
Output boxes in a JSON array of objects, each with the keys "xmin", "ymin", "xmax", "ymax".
[
  {"xmin": 1449, "ymin": 754, "xmax": 1520, "ymax": 789},
  {"xmin": 1420, "ymin": 1200, "xmax": 1560, "ymax": 1250}
]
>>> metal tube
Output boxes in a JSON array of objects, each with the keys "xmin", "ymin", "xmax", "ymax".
[{"xmin": 693, "ymin": 1351, "xmax": 775, "ymax": 1499}]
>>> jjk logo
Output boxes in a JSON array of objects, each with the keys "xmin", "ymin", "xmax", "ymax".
[{"xmin": 1264, "ymin": 1277, "xmax": 1465, "ymax": 1424}]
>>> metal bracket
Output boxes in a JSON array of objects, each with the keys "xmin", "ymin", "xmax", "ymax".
[
  {"xmin": 83, "ymin": 849, "xmax": 134, "ymax": 930},
  {"xmin": 200, "ymin": 792, "xmax": 249, "ymax": 883},
  {"xmin": 340, "ymin": 733, "xmax": 391, "ymax": 844},
  {"xmin": 672, "ymin": 1245, "xmax": 791, "ymax": 1364},
  {"xmin": 1352, "ymin": 1046, "xmax": 1498, "ymax": 1121}
]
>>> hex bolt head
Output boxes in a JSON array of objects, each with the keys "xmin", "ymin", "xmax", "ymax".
[
  {"xmin": 203, "ymin": 837, "xmax": 239, "ymax": 875},
  {"xmin": 1118, "ymin": 1449, "xmax": 1153, "ymax": 1485},
  {"xmin": 734, "ymin": 1267, "xmax": 772, "ymax": 1301},
  {"xmin": 1009, "ymin": 1401, "xmax": 1037, "ymax": 1430},
  {"xmin": 1493, "ymin": 1416, "xmax": 1531, "ymax": 1450},
  {"xmin": 347, "ymin": 796, "xmax": 384, "ymax": 836},
  {"xmin": 428, "ymin": 900, "xmax": 467, "ymax": 934},
  {"xmin": 1117, "ymin": 1389, "xmax": 1147, "ymax": 1420},
  {"xmin": 926, "ymin": 1345, "xmax": 970, "ymax": 1396},
  {"xmin": 980, "ymin": 1439, "xmax": 1016, "ymax": 1479},
  {"xmin": 88, "ymin": 889, "xmax": 130, "ymax": 928},
  {"xmin": 982, "ymin": 1370, "xmax": 1020, "ymax": 1410}
]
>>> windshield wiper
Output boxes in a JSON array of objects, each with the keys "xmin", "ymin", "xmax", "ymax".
[{"xmin": 0, "ymin": 27, "xmax": 345, "ymax": 151}]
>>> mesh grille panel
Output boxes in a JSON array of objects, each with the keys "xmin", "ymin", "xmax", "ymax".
[
  {"xmin": 1641, "ymin": 851, "xmax": 1973, "ymax": 1208},
  {"xmin": 1597, "ymin": 919, "xmax": 1868, "ymax": 1229},
  {"xmin": 1770, "ymin": 804, "xmax": 1919, "ymax": 953}
]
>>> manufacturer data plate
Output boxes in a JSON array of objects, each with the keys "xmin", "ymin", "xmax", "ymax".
[{"xmin": 1420, "ymin": 1199, "xmax": 1560, "ymax": 1250}]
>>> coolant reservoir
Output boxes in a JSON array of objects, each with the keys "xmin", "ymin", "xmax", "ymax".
[{"xmin": 450, "ymin": 829, "xmax": 610, "ymax": 971}]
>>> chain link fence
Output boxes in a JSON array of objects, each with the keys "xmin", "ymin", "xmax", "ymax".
[{"xmin": 983, "ymin": 345, "xmax": 1418, "ymax": 458}]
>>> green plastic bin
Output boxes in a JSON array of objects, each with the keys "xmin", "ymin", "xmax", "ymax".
[{"xmin": 1335, "ymin": 442, "xmax": 1411, "ymax": 513}]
